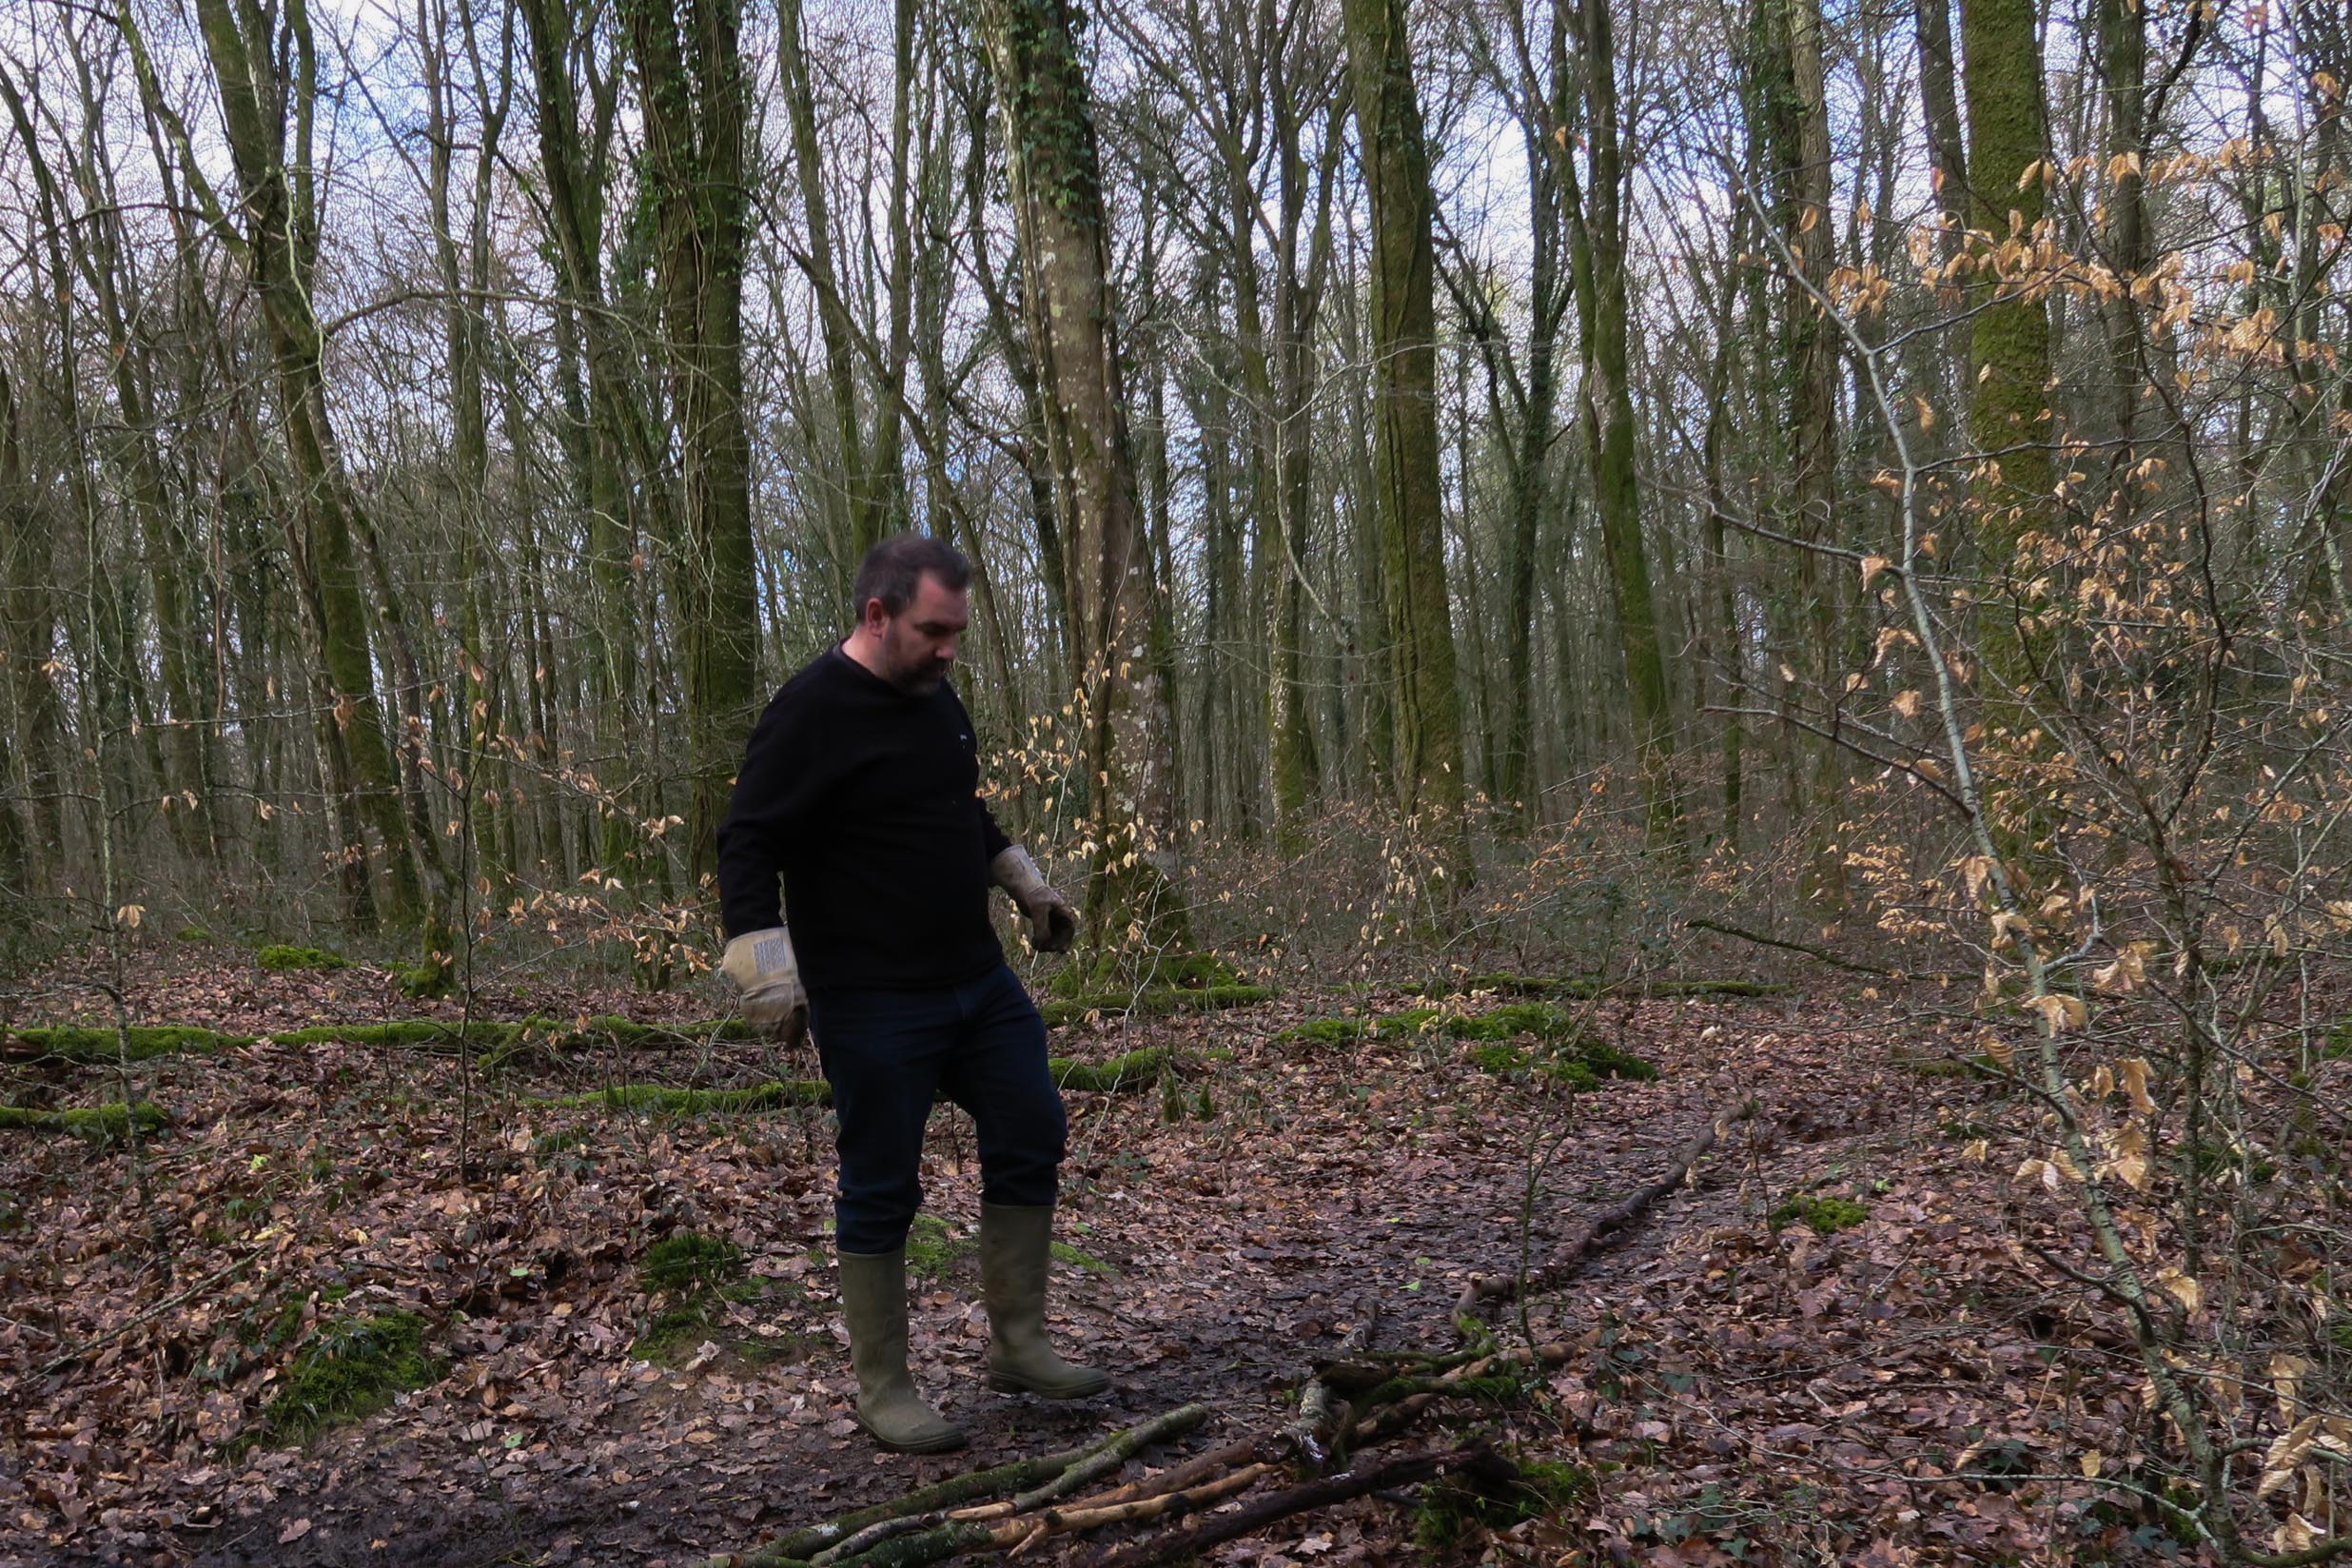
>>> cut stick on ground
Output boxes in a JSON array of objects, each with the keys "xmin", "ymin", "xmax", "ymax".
[
  {"xmin": 995, "ymin": 1464, "xmax": 1274, "ymax": 1556},
  {"xmin": 706, "ymin": 1404, "xmax": 1212, "ymax": 1568},
  {"xmin": 945, "ymin": 1439, "xmax": 1260, "ymax": 1523},
  {"xmin": 700, "ymin": 1437, "xmax": 1106, "ymax": 1567},
  {"xmin": 1082, "ymin": 1444, "xmax": 1516, "ymax": 1568},
  {"xmin": 1456, "ymin": 1101, "xmax": 1750, "ymax": 1312},
  {"xmin": 1029, "ymin": 1438, "xmax": 1261, "ymax": 1517}
]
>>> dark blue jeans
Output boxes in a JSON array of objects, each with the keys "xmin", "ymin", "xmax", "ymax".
[{"xmin": 807, "ymin": 963, "xmax": 1067, "ymax": 1254}]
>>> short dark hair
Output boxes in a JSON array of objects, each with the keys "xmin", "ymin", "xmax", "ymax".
[{"xmin": 853, "ymin": 532, "xmax": 971, "ymax": 617}]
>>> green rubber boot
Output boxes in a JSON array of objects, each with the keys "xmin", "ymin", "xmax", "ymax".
[
  {"xmin": 980, "ymin": 1204, "xmax": 1108, "ymax": 1399},
  {"xmin": 835, "ymin": 1248, "xmax": 967, "ymax": 1453}
]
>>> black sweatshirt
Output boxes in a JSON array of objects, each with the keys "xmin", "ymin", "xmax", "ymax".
[{"xmin": 715, "ymin": 646, "xmax": 1011, "ymax": 988}]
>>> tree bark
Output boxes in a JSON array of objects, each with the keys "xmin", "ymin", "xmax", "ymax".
[
  {"xmin": 1959, "ymin": 0, "xmax": 2056, "ymax": 667},
  {"xmin": 1342, "ymin": 0, "xmax": 1472, "ymax": 880},
  {"xmin": 177, "ymin": 0, "xmax": 433, "ymax": 936},
  {"xmin": 1555, "ymin": 0, "xmax": 1679, "ymax": 846},
  {"xmin": 619, "ymin": 0, "xmax": 759, "ymax": 889},
  {"xmin": 973, "ymin": 0, "xmax": 1191, "ymax": 955}
]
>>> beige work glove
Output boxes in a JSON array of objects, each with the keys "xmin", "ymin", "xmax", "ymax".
[
  {"xmin": 990, "ymin": 847, "xmax": 1076, "ymax": 953},
  {"xmin": 719, "ymin": 927, "xmax": 809, "ymax": 1045}
]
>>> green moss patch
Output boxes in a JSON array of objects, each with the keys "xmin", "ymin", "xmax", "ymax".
[
  {"xmin": 6, "ymin": 1024, "xmax": 253, "ymax": 1062},
  {"xmin": 1467, "ymin": 1043, "xmax": 1531, "ymax": 1075},
  {"xmin": 271, "ymin": 1020, "xmax": 461, "ymax": 1049},
  {"xmin": 1050, "ymin": 1239, "xmax": 1116, "ymax": 1275},
  {"xmin": 633, "ymin": 1279, "xmax": 797, "ymax": 1368},
  {"xmin": 1447, "ymin": 1002, "xmax": 1585, "ymax": 1043},
  {"xmin": 1771, "ymin": 1195, "xmax": 1871, "ymax": 1235},
  {"xmin": 1449, "ymin": 1003, "xmax": 1657, "ymax": 1087},
  {"xmin": 1040, "ymin": 984, "xmax": 1272, "ymax": 1027},
  {"xmin": 1414, "ymin": 1451, "xmax": 1590, "ymax": 1553},
  {"xmin": 904, "ymin": 1214, "xmax": 973, "ymax": 1278},
  {"xmin": 632, "ymin": 1236, "xmax": 799, "ymax": 1367},
  {"xmin": 1455, "ymin": 972, "xmax": 1785, "ymax": 999},
  {"xmin": 1897, "ymin": 1051, "xmax": 2000, "ymax": 1079},
  {"xmin": 0, "ymin": 1101, "xmax": 169, "ymax": 1138},
  {"xmin": 253, "ymin": 1310, "xmax": 440, "ymax": 1449},
  {"xmin": 1050, "ymin": 1046, "xmax": 1178, "ymax": 1091},
  {"xmin": 1277, "ymin": 1007, "xmax": 1441, "ymax": 1046},
  {"xmin": 641, "ymin": 1233, "xmax": 746, "ymax": 1294},
  {"xmin": 541, "ymin": 1080, "xmax": 830, "ymax": 1115},
  {"xmin": 1049, "ymin": 950, "xmax": 1249, "ymax": 997},
  {"xmin": 256, "ymin": 944, "xmax": 348, "ymax": 971}
]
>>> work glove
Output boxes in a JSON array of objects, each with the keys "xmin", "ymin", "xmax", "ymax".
[
  {"xmin": 990, "ymin": 847, "xmax": 1076, "ymax": 953},
  {"xmin": 719, "ymin": 926, "xmax": 809, "ymax": 1046}
]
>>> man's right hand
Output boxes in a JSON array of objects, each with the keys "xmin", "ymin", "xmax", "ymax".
[{"xmin": 719, "ymin": 927, "xmax": 809, "ymax": 1046}]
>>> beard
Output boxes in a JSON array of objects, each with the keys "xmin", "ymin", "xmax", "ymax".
[{"xmin": 888, "ymin": 656, "xmax": 948, "ymax": 695}]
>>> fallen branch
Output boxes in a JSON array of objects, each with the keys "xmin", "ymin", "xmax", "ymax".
[
  {"xmin": 1456, "ymin": 1102, "xmax": 1750, "ymax": 1312},
  {"xmin": 705, "ymin": 1443, "xmax": 1097, "ymax": 1567},
  {"xmin": 1036, "ymin": 1438, "xmax": 1261, "ymax": 1515},
  {"xmin": 1683, "ymin": 917, "xmax": 1892, "ymax": 977},
  {"xmin": 712, "ymin": 1405, "xmax": 1209, "ymax": 1568},
  {"xmin": 982, "ymin": 1465, "xmax": 1274, "ymax": 1559},
  {"xmin": 1083, "ymin": 1444, "xmax": 1514, "ymax": 1568}
]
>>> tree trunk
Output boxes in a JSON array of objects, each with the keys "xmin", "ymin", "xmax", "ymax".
[
  {"xmin": 178, "ymin": 0, "xmax": 434, "ymax": 936},
  {"xmin": 619, "ymin": 0, "xmax": 759, "ymax": 890},
  {"xmin": 1959, "ymin": 0, "xmax": 2056, "ymax": 666},
  {"xmin": 779, "ymin": 0, "xmax": 880, "ymax": 565},
  {"xmin": 1555, "ymin": 0, "xmax": 1679, "ymax": 845},
  {"xmin": 1343, "ymin": 0, "xmax": 1472, "ymax": 881},
  {"xmin": 973, "ymin": 0, "xmax": 1191, "ymax": 956}
]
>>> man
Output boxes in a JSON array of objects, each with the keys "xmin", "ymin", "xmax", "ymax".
[{"xmin": 715, "ymin": 533, "xmax": 1103, "ymax": 1454}]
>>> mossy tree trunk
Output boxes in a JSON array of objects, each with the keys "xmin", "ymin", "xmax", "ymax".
[
  {"xmin": 166, "ymin": 0, "xmax": 441, "ymax": 947},
  {"xmin": 1959, "ymin": 0, "xmax": 2055, "ymax": 683},
  {"xmin": 973, "ymin": 0, "xmax": 1192, "ymax": 955},
  {"xmin": 1265, "ymin": 61, "xmax": 1342, "ymax": 849},
  {"xmin": 515, "ymin": 0, "xmax": 677, "ymax": 893},
  {"xmin": 779, "ymin": 0, "xmax": 881, "ymax": 568},
  {"xmin": 1752, "ymin": 0, "xmax": 1845, "ymax": 899},
  {"xmin": 1342, "ymin": 0, "xmax": 1473, "ymax": 883},
  {"xmin": 1552, "ymin": 0, "xmax": 1680, "ymax": 848},
  {"xmin": 618, "ymin": 0, "xmax": 759, "ymax": 891}
]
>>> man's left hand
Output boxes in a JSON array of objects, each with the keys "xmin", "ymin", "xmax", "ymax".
[{"xmin": 990, "ymin": 847, "xmax": 1077, "ymax": 953}]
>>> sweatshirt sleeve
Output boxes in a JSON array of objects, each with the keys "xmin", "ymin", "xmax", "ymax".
[{"xmin": 715, "ymin": 686, "xmax": 821, "ymax": 938}]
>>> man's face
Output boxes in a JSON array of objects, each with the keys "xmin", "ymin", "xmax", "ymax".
[{"xmin": 866, "ymin": 573, "xmax": 968, "ymax": 694}]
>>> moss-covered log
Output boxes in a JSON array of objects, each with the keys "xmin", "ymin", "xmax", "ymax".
[
  {"xmin": 540, "ymin": 1080, "xmax": 832, "ymax": 1114},
  {"xmin": 4, "ymin": 1025, "xmax": 254, "ymax": 1062},
  {"xmin": 1050, "ymin": 1047, "xmax": 1180, "ymax": 1091},
  {"xmin": 9, "ymin": 996, "xmax": 1256, "ymax": 1069},
  {"xmin": 1037, "ymin": 984, "xmax": 1271, "ymax": 1028},
  {"xmin": 1445, "ymin": 973, "xmax": 1787, "ymax": 999},
  {"xmin": 0, "ymin": 1101, "xmax": 170, "ymax": 1136}
]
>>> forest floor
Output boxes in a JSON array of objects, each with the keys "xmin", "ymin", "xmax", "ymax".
[{"xmin": 0, "ymin": 945, "xmax": 2177, "ymax": 1568}]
